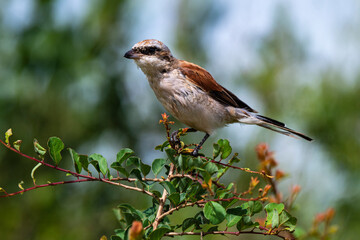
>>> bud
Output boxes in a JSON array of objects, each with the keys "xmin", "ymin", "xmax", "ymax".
[
  {"xmin": 255, "ymin": 143, "xmax": 268, "ymax": 161},
  {"xmin": 275, "ymin": 170, "xmax": 285, "ymax": 180},
  {"xmin": 129, "ymin": 221, "xmax": 144, "ymax": 240},
  {"xmin": 250, "ymin": 177, "xmax": 260, "ymax": 189},
  {"xmin": 291, "ymin": 185, "xmax": 301, "ymax": 195}
]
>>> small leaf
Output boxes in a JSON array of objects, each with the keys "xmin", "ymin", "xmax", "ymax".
[
  {"xmin": 182, "ymin": 218, "xmax": 197, "ymax": 231},
  {"xmin": 148, "ymin": 227, "xmax": 171, "ymax": 240},
  {"xmin": 68, "ymin": 148, "xmax": 82, "ymax": 174},
  {"xmin": 140, "ymin": 162, "xmax": 151, "ymax": 176},
  {"xmin": 152, "ymin": 158, "xmax": 166, "ymax": 176},
  {"xmin": 237, "ymin": 215, "xmax": 259, "ymax": 231},
  {"xmin": 206, "ymin": 226, "xmax": 219, "ymax": 232},
  {"xmin": 89, "ymin": 153, "xmax": 108, "ymax": 176},
  {"xmin": 265, "ymin": 203, "xmax": 285, "ymax": 227},
  {"xmin": 117, "ymin": 148, "xmax": 134, "ymax": 164},
  {"xmin": 204, "ymin": 162, "xmax": 218, "ymax": 175},
  {"xmin": 165, "ymin": 148, "xmax": 176, "ymax": 164},
  {"xmin": 47, "ymin": 137, "xmax": 64, "ymax": 165},
  {"xmin": 220, "ymin": 139, "xmax": 232, "ymax": 159},
  {"xmin": 79, "ymin": 155, "xmax": 89, "ymax": 172},
  {"xmin": 203, "ymin": 201, "xmax": 226, "ymax": 225},
  {"xmin": 5, "ymin": 128, "xmax": 12, "ymax": 145},
  {"xmin": 31, "ymin": 162, "xmax": 42, "ymax": 185},
  {"xmin": 34, "ymin": 139, "xmax": 46, "ymax": 157},
  {"xmin": 118, "ymin": 203, "xmax": 145, "ymax": 221},
  {"xmin": 130, "ymin": 169, "xmax": 143, "ymax": 181},
  {"xmin": 248, "ymin": 201, "xmax": 263, "ymax": 215},
  {"xmin": 279, "ymin": 210, "xmax": 297, "ymax": 231},
  {"xmin": 168, "ymin": 192, "xmax": 180, "ymax": 206},
  {"xmin": 111, "ymin": 162, "xmax": 129, "ymax": 177},
  {"xmin": 213, "ymin": 142, "xmax": 220, "ymax": 158},
  {"xmin": 160, "ymin": 181, "xmax": 176, "ymax": 195},
  {"xmin": 13, "ymin": 140, "xmax": 22, "ymax": 151},
  {"xmin": 126, "ymin": 156, "xmax": 140, "ymax": 167}
]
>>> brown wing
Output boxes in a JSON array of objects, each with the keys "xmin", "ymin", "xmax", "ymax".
[{"xmin": 178, "ymin": 60, "xmax": 257, "ymax": 113}]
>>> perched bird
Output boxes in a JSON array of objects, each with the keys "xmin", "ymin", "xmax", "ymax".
[{"xmin": 124, "ymin": 39, "xmax": 312, "ymax": 156}]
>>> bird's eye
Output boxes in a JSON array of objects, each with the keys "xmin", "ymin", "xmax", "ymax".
[{"xmin": 148, "ymin": 47, "xmax": 156, "ymax": 54}]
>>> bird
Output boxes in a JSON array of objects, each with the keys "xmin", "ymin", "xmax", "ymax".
[{"xmin": 124, "ymin": 39, "xmax": 312, "ymax": 156}]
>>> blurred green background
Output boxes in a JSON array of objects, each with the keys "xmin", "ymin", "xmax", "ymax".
[{"xmin": 0, "ymin": 0, "xmax": 359, "ymax": 239}]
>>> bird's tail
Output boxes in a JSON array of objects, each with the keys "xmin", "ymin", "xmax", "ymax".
[{"xmin": 255, "ymin": 115, "xmax": 313, "ymax": 141}]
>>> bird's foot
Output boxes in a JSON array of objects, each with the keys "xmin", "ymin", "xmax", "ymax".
[{"xmin": 169, "ymin": 130, "xmax": 181, "ymax": 149}]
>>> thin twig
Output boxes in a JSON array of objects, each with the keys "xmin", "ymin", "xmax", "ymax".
[
  {"xmin": 153, "ymin": 163, "xmax": 175, "ymax": 230},
  {"xmin": 164, "ymin": 229, "xmax": 286, "ymax": 239}
]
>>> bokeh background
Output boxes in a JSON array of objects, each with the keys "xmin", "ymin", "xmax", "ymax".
[{"xmin": 1, "ymin": 0, "xmax": 359, "ymax": 239}]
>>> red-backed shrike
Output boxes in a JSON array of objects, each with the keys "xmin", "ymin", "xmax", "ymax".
[{"xmin": 124, "ymin": 39, "xmax": 312, "ymax": 156}]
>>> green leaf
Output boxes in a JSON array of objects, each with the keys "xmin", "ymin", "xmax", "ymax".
[
  {"xmin": 272, "ymin": 209, "xmax": 280, "ymax": 228},
  {"xmin": 160, "ymin": 181, "xmax": 176, "ymax": 195},
  {"xmin": 152, "ymin": 158, "xmax": 166, "ymax": 176},
  {"xmin": 226, "ymin": 214, "xmax": 242, "ymax": 227},
  {"xmin": 79, "ymin": 155, "xmax": 89, "ymax": 172},
  {"xmin": 265, "ymin": 203, "xmax": 285, "ymax": 228},
  {"xmin": 237, "ymin": 215, "xmax": 259, "ymax": 231},
  {"xmin": 111, "ymin": 162, "xmax": 129, "ymax": 177},
  {"xmin": 130, "ymin": 168, "xmax": 142, "ymax": 181},
  {"xmin": 204, "ymin": 162, "xmax": 218, "ymax": 175},
  {"xmin": 110, "ymin": 236, "xmax": 122, "ymax": 240},
  {"xmin": 168, "ymin": 192, "xmax": 180, "ymax": 206},
  {"xmin": 248, "ymin": 201, "xmax": 263, "ymax": 215},
  {"xmin": 213, "ymin": 142, "xmax": 220, "ymax": 158},
  {"xmin": 31, "ymin": 162, "xmax": 42, "ymax": 185},
  {"xmin": 220, "ymin": 139, "xmax": 232, "ymax": 159},
  {"xmin": 118, "ymin": 203, "xmax": 144, "ymax": 221},
  {"xmin": 13, "ymin": 140, "xmax": 22, "ymax": 151},
  {"xmin": 177, "ymin": 154, "xmax": 185, "ymax": 171},
  {"xmin": 165, "ymin": 148, "xmax": 176, "ymax": 164},
  {"xmin": 33, "ymin": 139, "xmax": 46, "ymax": 156},
  {"xmin": 68, "ymin": 148, "xmax": 82, "ymax": 174},
  {"xmin": 203, "ymin": 201, "xmax": 226, "ymax": 225},
  {"xmin": 116, "ymin": 148, "xmax": 134, "ymax": 164},
  {"xmin": 148, "ymin": 227, "xmax": 171, "ymax": 240},
  {"xmin": 126, "ymin": 156, "xmax": 140, "ymax": 167},
  {"xmin": 89, "ymin": 153, "xmax": 108, "ymax": 176},
  {"xmin": 47, "ymin": 137, "xmax": 64, "ymax": 165},
  {"xmin": 182, "ymin": 218, "xmax": 197, "ymax": 231},
  {"xmin": 155, "ymin": 140, "xmax": 169, "ymax": 151},
  {"xmin": 206, "ymin": 226, "xmax": 219, "ymax": 232},
  {"xmin": 5, "ymin": 128, "xmax": 12, "ymax": 145},
  {"xmin": 279, "ymin": 210, "xmax": 297, "ymax": 231},
  {"xmin": 226, "ymin": 206, "xmax": 247, "ymax": 227},
  {"xmin": 140, "ymin": 162, "xmax": 151, "ymax": 176}
]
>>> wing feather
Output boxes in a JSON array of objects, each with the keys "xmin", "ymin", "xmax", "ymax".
[{"xmin": 178, "ymin": 60, "xmax": 257, "ymax": 112}]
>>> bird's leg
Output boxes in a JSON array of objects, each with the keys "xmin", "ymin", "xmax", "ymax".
[
  {"xmin": 191, "ymin": 133, "xmax": 210, "ymax": 157},
  {"xmin": 170, "ymin": 128, "xmax": 197, "ymax": 149}
]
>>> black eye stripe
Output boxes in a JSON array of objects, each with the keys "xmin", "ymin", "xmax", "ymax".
[{"xmin": 137, "ymin": 46, "xmax": 160, "ymax": 55}]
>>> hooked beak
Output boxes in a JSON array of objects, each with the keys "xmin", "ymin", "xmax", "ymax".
[{"xmin": 124, "ymin": 49, "xmax": 141, "ymax": 59}]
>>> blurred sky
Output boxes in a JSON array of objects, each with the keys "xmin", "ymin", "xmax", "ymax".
[{"xmin": 1, "ymin": 0, "xmax": 360, "ymax": 238}]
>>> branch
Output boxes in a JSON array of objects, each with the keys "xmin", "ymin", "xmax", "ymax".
[
  {"xmin": 208, "ymin": 158, "xmax": 273, "ymax": 178},
  {"xmin": 0, "ymin": 139, "xmax": 160, "ymax": 199},
  {"xmin": 153, "ymin": 163, "xmax": 175, "ymax": 230},
  {"xmin": 164, "ymin": 228, "xmax": 286, "ymax": 239},
  {"xmin": 0, "ymin": 179, "xmax": 94, "ymax": 197}
]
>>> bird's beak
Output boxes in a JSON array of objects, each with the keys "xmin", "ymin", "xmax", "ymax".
[{"xmin": 124, "ymin": 49, "xmax": 140, "ymax": 59}]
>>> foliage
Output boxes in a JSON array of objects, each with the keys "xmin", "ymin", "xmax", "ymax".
[{"xmin": 0, "ymin": 115, "xmax": 337, "ymax": 240}]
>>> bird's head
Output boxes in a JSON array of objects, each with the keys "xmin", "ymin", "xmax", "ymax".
[{"xmin": 124, "ymin": 39, "xmax": 175, "ymax": 76}]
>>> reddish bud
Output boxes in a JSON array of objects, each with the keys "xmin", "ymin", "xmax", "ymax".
[
  {"xmin": 275, "ymin": 170, "xmax": 285, "ymax": 180},
  {"xmin": 129, "ymin": 221, "xmax": 143, "ymax": 240},
  {"xmin": 256, "ymin": 143, "xmax": 268, "ymax": 161}
]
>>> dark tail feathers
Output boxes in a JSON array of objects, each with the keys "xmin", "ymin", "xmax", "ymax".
[{"xmin": 256, "ymin": 115, "xmax": 313, "ymax": 141}]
